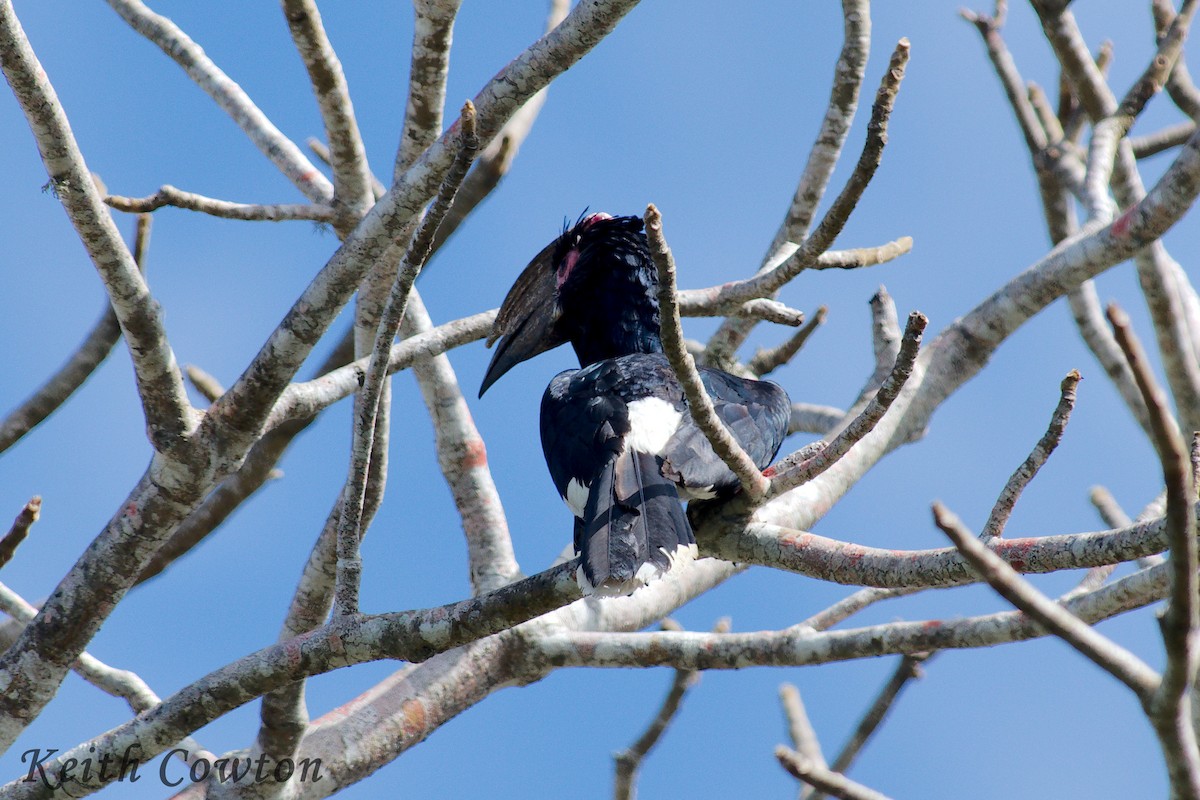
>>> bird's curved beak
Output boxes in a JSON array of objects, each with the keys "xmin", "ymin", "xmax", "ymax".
[{"xmin": 479, "ymin": 239, "xmax": 565, "ymax": 396}]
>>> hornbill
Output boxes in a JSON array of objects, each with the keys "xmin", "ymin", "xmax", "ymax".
[{"xmin": 480, "ymin": 213, "xmax": 790, "ymax": 595}]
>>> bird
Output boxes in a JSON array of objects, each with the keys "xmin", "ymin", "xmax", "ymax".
[{"xmin": 479, "ymin": 212, "xmax": 791, "ymax": 596}]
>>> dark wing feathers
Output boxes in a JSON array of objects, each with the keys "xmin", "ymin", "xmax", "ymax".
[{"xmin": 660, "ymin": 366, "xmax": 790, "ymax": 494}]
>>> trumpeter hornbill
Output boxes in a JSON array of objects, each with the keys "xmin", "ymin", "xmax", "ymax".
[{"xmin": 479, "ymin": 212, "xmax": 790, "ymax": 595}]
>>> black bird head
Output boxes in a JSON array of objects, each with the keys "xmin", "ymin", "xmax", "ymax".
[{"xmin": 479, "ymin": 212, "xmax": 664, "ymax": 396}]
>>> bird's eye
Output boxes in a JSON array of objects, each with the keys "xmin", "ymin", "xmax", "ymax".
[{"xmin": 573, "ymin": 234, "xmax": 581, "ymax": 247}]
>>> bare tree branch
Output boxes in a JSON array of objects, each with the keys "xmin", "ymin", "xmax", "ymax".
[
  {"xmin": 780, "ymin": 683, "xmax": 827, "ymax": 774},
  {"xmin": 105, "ymin": 186, "xmax": 336, "ymax": 222},
  {"xmin": 767, "ymin": 312, "xmax": 925, "ymax": 498},
  {"xmin": 706, "ymin": 0, "xmax": 873, "ymax": 365},
  {"xmin": 106, "ymin": 0, "xmax": 335, "ymax": 203},
  {"xmin": 647, "ymin": 203, "xmax": 770, "ymax": 501},
  {"xmin": 0, "ymin": 497, "xmax": 40, "ymax": 571},
  {"xmin": 1133, "ymin": 121, "xmax": 1199, "ymax": 158},
  {"xmin": 933, "ymin": 502, "xmax": 1159, "ymax": 700},
  {"xmin": 777, "ymin": 746, "xmax": 893, "ymax": 800},
  {"xmin": 613, "ymin": 618, "xmax": 728, "ymax": 800},
  {"xmin": 702, "ymin": 39, "xmax": 911, "ymax": 358},
  {"xmin": 807, "ymin": 653, "xmax": 931, "ymax": 800},
  {"xmin": 711, "ymin": 508, "xmax": 1188, "ymax": 588},
  {"xmin": 334, "ymin": 102, "xmax": 478, "ymax": 617},
  {"xmin": 1107, "ymin": 304, "xmax": 1200, "ymax": 798},
  {"xmin": 282, "ymin": 0, "xmax": 373, "ymax": 224},
  {"xmin": 0, "ymin": 5, "xmax": 195, "ymax": 451},
  {"xmin": 982, "ymin": 370, "xmax": 1080, "ymax": 540},
  {"xmin": 749, "ymin": 306, "xmax": 827, "ymax": 377},
  {"xmin": 0, "ymin": 214, "xmax": 153, "ymax": 453}
]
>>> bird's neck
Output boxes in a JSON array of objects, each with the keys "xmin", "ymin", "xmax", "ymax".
[
  {"xmin": 568, "ymin": 311, "xmax": 663, "ymax": 366},
  {"xmin": 563, "ymin": 268, "xmax": 663, "ymax": 366}
]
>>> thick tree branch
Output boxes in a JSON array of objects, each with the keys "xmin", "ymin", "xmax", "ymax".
[
  {"xmin": 0, "ymin": 561, "xmax": 583, "ymax": 800},
  {"xmin": 707, "ymin": 508, "xmax": 1187, "ymax": 588}
]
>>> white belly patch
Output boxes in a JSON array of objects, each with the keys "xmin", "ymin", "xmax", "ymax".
[{"xmin": 624, "ymin": 397, "xmax": 682, "ymax": 455}]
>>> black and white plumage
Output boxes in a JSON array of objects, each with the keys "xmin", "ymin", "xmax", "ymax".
[{"xmin": 480, "ymin": 213, "xmax": 790, "ymax": 595}]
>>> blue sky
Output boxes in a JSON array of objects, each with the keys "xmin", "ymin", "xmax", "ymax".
[{"xmin": 0, "ymin": 1, "xmax": 1196, "ymax": 797}]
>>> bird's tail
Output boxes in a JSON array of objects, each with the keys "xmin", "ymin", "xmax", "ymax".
[{"xmin": 578, "ymin": 449, "xmax": 696, "ymax": 596}]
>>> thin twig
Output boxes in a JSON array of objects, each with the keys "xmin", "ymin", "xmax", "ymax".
[
  {"xmin": 333, "ymin": 102, "xmax": 479, "ymax": 617},
  {"xmin": 797, "ymin": 587, "xmax": 921, "ymax": 633},
  {"xmin": 1027, "ymin": 81, "xmax": 1064, "ymax": 142},
  {"xmin": 701, "ymin": 40, "xmax": 910, "ymax": 353},
  {"xmin": 1153, "ymin": 0, "xmax": 1200, "ymax": 119},
  {"xmin": 184, "ymin": 365, "xmax": 225, "ymax": 405},
  {"xmin": 780, "ymin": 684, "xmax": 827, "ymax": 770},
  {"xmin": 961, "ymin": 6, "xmax": 1047, "ymax": 153},
  {"xmin": 707, "ymin": 0, "xmax": 873, "ymax": 365},
  {"xmin": 1132, "ymin": 121, "xmax": 1198, "ymax": 158},
  {"xmin": 789, "ymin": 404, "xmax": 847, "ymax": 436},
  {"xmin": 981, "ymin": 370, "xmax": 1080, "ymax": 539},
  {"xmin": 836, "ymin": 287, "xmax": 901, "ymax": 428},
  {"xmin": 749, "ymin": 306, "xmax": 827, "ymax": 376},
  {"xmin": 767, "ymin": 313, "xmax": 926, "ymax": 498},
  {"xmin": 107, "ymin": 0, "xmax": 334, "ymax": 203},
  {"xmin": 0, "ymin": 215, "xmax": 153, "ymax": 453},
  {"xmin": 105, "ymin": 186, "xmax": 336, "ymax": 222},
  {"xmin": 0, "ymin": 498, "xmax": 41, "ymax": 571},
  {"xmin": 1066, "ymin": 283, "xmax": 1154, "ymax": 439},
  {"xmin": 645, "ymin": 203, "xmax": 770, "ymax": 501},
  {"xmin": 811, "ymin": 238, "xmax": 913, "ymax": 271},
  {"xmin": 734, "ymin": 299, "xmax": 806, "ymax": 327},
  {"xmin": 776, "ymin": 746, "xmax": 894, "ymax": 800},
  {"xmin": 1089, "ymin": 485, "xmax": 1133, "ymax": 529},
  {"xmin": 808, "ymin": 654, "xmax": 931, "ymax": 800},
  {"xmin": 933, "ymin": 502, "xmax": 1159, "ymax": 701},
  {"xmin": 613, "ymin": 618, "xmax": 727, "ymax": 800}
]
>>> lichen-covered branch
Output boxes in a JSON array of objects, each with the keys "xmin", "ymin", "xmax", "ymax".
[{"xmin": 282, "ymin": 0, "xmax": 374, "ymax": 223}]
